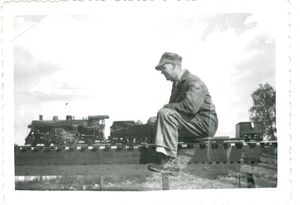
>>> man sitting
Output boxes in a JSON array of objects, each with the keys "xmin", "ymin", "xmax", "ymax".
[{"xmin": 148, "ymin": 52, "xmax": 218, "ymax": 175}]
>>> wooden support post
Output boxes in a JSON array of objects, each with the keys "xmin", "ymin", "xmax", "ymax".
[
  {"xmin": 99, "ymin": 175, "xmax": 103, "ymax": 191},
  {"xmin": 238, "ymin": 173, "xmax": 241, "ymax": 188},
  {"xmin": 161, "ymin": 174, "xmax": 169, "ymax": 190},
  {"xmin": 246, "ymin": 173, "xmax": 256, "ymax": 188}
]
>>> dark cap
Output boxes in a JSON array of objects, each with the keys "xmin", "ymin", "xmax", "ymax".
[{"xmin": 155, "ymin": 52, "xmax": 182, "ymax": 70}]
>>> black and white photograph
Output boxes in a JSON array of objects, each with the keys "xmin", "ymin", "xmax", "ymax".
[{"xmin": 1, "ymin": 0, "xmax": 297, "ymax": 205}]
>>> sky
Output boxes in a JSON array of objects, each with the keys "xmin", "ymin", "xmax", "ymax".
[{"xmin": 13, "ymin": 8, "xmax": 276, "ymax": 145}]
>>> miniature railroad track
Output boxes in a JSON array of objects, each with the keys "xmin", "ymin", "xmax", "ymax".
[{"xmin": 15, "ymin": 139, "xmax": 277, "ymax": 170}]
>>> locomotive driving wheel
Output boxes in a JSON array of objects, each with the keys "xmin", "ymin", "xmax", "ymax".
[
  {"xmin": 122, "ymin": 138, "xmax": 129, "ymax": 144},
  {"xmin": 44, "ymin": 142, "xmax": 51, "ymax": 147},
  {"xmin": 135, "ymin": 138, "xmax": 141, "ymax": 144}
]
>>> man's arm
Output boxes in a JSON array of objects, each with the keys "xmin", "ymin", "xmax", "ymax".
[{"xmin": 164, "ymin": 80, "xmax": 206, "ymax": 115}]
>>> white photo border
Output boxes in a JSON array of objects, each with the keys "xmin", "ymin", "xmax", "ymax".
[{"xmin": 1, "ymin": 0, "xmax": 292, "ymax": 205}]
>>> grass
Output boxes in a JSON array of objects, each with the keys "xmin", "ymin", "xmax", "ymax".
[{"xmin": 15, "ymin": 162, "xmax": 276, "ymax": 191}]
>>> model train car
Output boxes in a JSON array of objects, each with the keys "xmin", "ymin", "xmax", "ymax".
[
  {"xmin": 109, "ymin": 121, "xmax": 154, "ymax": 144},
  {"xmin": 236, "ymin": 122, "xmax": 264, "ymax": 141},
  {"xmin": 25, "ymin": 115, "xmax": 109, "ymax": 146},
  {"xmin": 109, "ymin": 121, "xmax": 265, "ymax": 144}
]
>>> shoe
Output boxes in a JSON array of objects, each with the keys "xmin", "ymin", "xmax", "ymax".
[
  {"xmin": 148, "ymin": 157, "xmax": 179, "ymax": 176},
  {"xmin": 156, "ymin": 152, "xmax": 171, "ymax": 164}
]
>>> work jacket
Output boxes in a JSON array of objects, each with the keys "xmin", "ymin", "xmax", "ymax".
[{"xmin": 168, "ymin": 70, "xmax": 218, "ymax": 136}]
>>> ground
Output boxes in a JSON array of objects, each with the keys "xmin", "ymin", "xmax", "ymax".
[{"xmin": 15, "ymin": 151, "xmax": 277, "ymax": 190}]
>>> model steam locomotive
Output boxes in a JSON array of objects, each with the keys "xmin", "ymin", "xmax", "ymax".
[
  {"xmin": 25, "ymin": 115, "xmax": 109, "ymax": 146},
  {"xmin": 25, "ymin": 114, "xmax": 264, "ymax": 146}
]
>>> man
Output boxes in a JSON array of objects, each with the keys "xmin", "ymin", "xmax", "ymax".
[{"xmin": 148, "ymin": 52, "xmax": 218, "ymax": 175}]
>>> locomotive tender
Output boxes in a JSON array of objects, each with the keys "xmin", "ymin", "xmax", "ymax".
[
  {"xmin": 109, "ymin": 121, "xmax": 153, "ymax": 144},
  {"xmin": 25, "ymin": 114, "xmax": 264, "ymax": 146}
]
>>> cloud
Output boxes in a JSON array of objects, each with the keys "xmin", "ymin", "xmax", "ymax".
[
  {"xmin": 235, "ymin": 36, "xmax": 275, "ymax": 88},
  {"xmin": 201, "ymin": 13, "xmax": 257, "ymax": 41},
  {"xmin": 14, "ymin": 45, "xmax": 62, "ymax": 84}
]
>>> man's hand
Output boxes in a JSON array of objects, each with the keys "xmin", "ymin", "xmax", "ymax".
[{"xmin": 147, "ymin": 116, "xmax": 157, "ymax": 125}]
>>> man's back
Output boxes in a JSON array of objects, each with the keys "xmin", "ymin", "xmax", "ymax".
[{"xmin": 169, "ymin": 70, "xmax": 217, "ymax": 118}]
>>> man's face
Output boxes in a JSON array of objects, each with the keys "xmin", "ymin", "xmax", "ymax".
[{"xmin": 160, "ymin": 63, "xmax": 175, "ymax": 81}]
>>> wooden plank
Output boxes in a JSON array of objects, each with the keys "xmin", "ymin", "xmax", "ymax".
[{"xmin": 15, "ymin": 148, "xmax": 142, "ymax": 165}]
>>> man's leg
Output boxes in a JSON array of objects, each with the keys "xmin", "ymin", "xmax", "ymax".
[
  {"xmin": 155, "ymin": 108, "xmax": 180, "ymax": 158},
  {"xmin": 154, "ymin": 108, "xmax": 216, "ymax": 158},
  {"xmin": 149, "ymin": 108, "xmax": 215, "ymax": 175}
]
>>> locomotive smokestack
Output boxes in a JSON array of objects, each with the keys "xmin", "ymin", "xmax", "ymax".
[
  {"xmin": 53, "ymin": 116, "xmax": 58, "ymax": 121},
  {"xmin": 39, "ymin": 115, "xmax": 43, "ymax": 121}
]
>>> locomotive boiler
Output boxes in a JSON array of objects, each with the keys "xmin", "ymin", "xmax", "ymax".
[{"xmin": 25, "ymin": 115, "xmax": 109, "ymax": 146}]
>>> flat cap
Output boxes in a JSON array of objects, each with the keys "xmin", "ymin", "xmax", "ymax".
[{"xmin": 155, "ymin": 52, "xmax": 182, "ymax": 70}]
